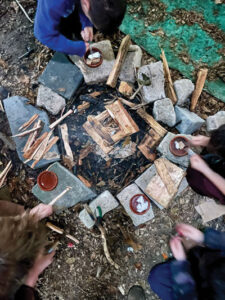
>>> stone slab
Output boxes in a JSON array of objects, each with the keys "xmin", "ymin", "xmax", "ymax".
[
  {"xmin": 37, "ymin": 85, "xmax": 66, "ymax": 115},
  {"xmin": 70, "ymin": 40, "xmax": 115, "ymax": 84},
  {"xmin": 39, "ymin": 52, "xmax": 83, "ymax": 99},
  {"xmin": 79, "ymin": 191, "xmax": 119, "ymax": 228},
  {"xmin": 117, "ymin": 183, "xmax": 154, "ymax": 226},
  {"xmin": 3, "ymin": 96, "xmax": 60, "ymax": 169},
  {"xmin": 135, "ymin": 165, "xmax": 188, "ymax": 210},
  {"xmin": 119, "ymin": 45, "xmax": 143, "ymax": 83},
  {"xmin": 174, "ymin": 79, "xmax": 195, "ymax": 106},
  {"xmin": 32, "ymin": 162, "xmax": 96, "ymax": 209},
  {"xmin": 153, "ymin": 98, "xmax": 176, "ymax": 127},
  {"xmin": 157, "ymin": 132, "xmax": 191, "ymax": 168},
  {"xmin": 138, "ymin": 61, "xmax": 165, "ymax": 103},
  {"xmin": 206, "ymin": 111, "xmax": 225, "ymax": 132},
  {"xmin": 175, "ymin": 106, "xmax": 205, "ymax": 134}
]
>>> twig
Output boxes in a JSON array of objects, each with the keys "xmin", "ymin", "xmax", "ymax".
[
  {"xmin": 49, "ymin": 109, "xmax": 73, "ymax": 130},
  {"xmin": 12, "ymin": 125, "xmax": 41, "ymax": 138},
  {"xmin": 46, "ymin": 222, "xmax": 79, "ymax": 244},
  {"xmin": 19, "ymin": 114, "xmax": 39, "ymax": 131},
  {"xmin": 130, "ymin": 85, "xmax": 143, "ymax": 100},
  {"xmin": 49, "ymin": 187, "xmax": 72, "ymax": 206},
  {"xmin": 14, "ymin": 0, "xmax": 34, "ymax": 24}
]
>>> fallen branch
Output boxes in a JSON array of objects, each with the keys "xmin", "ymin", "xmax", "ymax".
[
  {"xmin": 19, "ymin": 114, "xmax": 39, "ymax": 131},
  {"xmin": 0, "ymin": 161, "xmax": 12, "ymax": 188},
  {"xmin": 49, "ymin": 109, "xmax": 73, "ymax": 130},
  {"xmin": 14, "ymin": 0, "xmax": 34, "ymax": 23},
  {"xmin": 190, "ymin": 68, "xmax": 208, "ymax": 112},
  {"xmin": 46, "ymin": 222, "xmax": 79, "ymax": 244}
]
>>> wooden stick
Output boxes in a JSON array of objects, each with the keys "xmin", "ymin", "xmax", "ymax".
[
  {"xmin": 60, "ymin": 124, "xmax": 73, "ymax": 160},
  {"xmin": 46, "ymin": 222, "xmax": 79, "ymax": 244},
  {"xmin": 14, "ymin": 0, "xmax": 34, "ymax": 23},
  {"xmin": 130, "ymin": 84, "xmax": 143, "ymax": 100},
  {"xmin": 0, "ymin": 161, "xmax": 12, "ymax": 188},
  {"xmin": 160, "ymin": 50, "xmax": 177, "ymax": 104},
  {"xmin": 48, "ymin": 187, "xmax": 71, "ymax": 206},
  {"xmin": 19, "ymin": 114, "xmax": 39, "ymax": 131},
  {"xmin": 43, "ymin": 137, "xmax": 59, "ymax": 155},
  {"xmin": 31, "ymin": 131, "xmax": 53, "ymax": 168},
  {"xmin": 49, "ymin": 109, "xmax": 73, "ymax": 130},
  {"xmin": 23, "ymin": 120, "xmax": 41, "ymax": 152},
  {"xmin": 12, "ymin": 125, "xmax": 41, "ymax": 138},
  {"xmin": 107, "ymin": 35, "xmax": 131, "ymax": 88},
  {"xmin": 23, "ymin": 132, "xmax": 48, "ymax": 159},
  {"xmin": 190, "ymin": 68, "xmax": 208, "ymax": 112}
]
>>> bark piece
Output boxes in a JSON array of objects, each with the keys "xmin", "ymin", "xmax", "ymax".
[{"xmin": 190, "ymin": 68, "xmax": 208, "ymax": 112}]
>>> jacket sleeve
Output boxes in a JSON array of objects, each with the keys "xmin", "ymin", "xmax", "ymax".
[
  {"xmin": 170, "ymin": 260, "xmax": 198, "ymax": 300},
  {"xmin": 34, "ymin": 1, "xmax": 86, "ymax": 56},
  {"xmin": 78, "ymin": 4, "xmax": 93, "ymax": 29},
  {"xmin": 204, "ymin": 228, "xmax": 225, "ymax": 251},
  {"xmin": 15, "ymin": 285, "xmax": 38, "ymax": 300}
]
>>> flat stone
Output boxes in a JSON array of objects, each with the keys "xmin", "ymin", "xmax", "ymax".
[
  {"xmin": 32, "ymin": 162, "xmax": 96, "ymax": 209},
  {"xmin": 119, "ymin": 81, "xmax": 133, "ymax": 97},
  {"xmin": 36, "ymin": 85, "xmax": 66, "ymax": 115},
  {"xmin": 138, "ymin": 61, "xmax": 165, "ymax": 103},
  {"xmin": 39, "ymin": 52, "xmax": 83, "ymax": 99},
  {"xmin": 119, "ymin": 45, "xmax": 143, "ymax": 83},
  {"xmin": 3, "ymin": 96, "xmax": 60, "ymax": 169},
  {"xmin": 70, "ymin": 40, "xmax": 115, "ymax": 85},
  {"xmin": 79, "ymin": 191, "xmax": 119, "ymax": 228},
  {"xmin": 135, "ymin": 165, "xmax": 188, "ymax": 210},
  {"xmin": 153, "ymin": 98, "xmax": 176, "ymax": 127},
  {"xmin": 157, "ymin": 132, "xmax": 191, "ymax": 168},
  {"xmin": 117, "ymin": 183, "xmax": 154, "ymax": 226},
  {"xmin": 175, "ymin": 106, "xmax": 205, "ymax": 134},
  {"xmin": 174, "ymin": 79, "xmax": 195, "ymax": 106},
  {"xmin": 206, "ymin": 111, "xmax": 225, "ymax": 132}
]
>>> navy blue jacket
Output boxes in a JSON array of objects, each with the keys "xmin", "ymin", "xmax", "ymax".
[{"xmin": 34, "ymin": 0, "xmax": 92, "ymax": 56}]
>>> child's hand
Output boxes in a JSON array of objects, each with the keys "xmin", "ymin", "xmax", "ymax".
[
  {"xmin": 30, "ymin": 204, "xmax": 53, "ymax": 221},
  {"xmin": 169, "ymin": 236, "xmax": 186, "ymax": 261},
  {"xmin": 81, "ymin": 26, "xmax": 93, "ymax": 42},
  {"xmin": 189, "ymin": 135, "xmax": 210, "ymax": 147},
  {"xmin": 190, "ymin": 154, "xmax": 209, "ymax": 172},
  {"xmin": 176, "ymin": 224, "xmax": 204, "ymax": 244}
]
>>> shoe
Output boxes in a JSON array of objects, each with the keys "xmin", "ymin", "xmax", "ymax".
[{"xmin": 127, "ymin": 285, "xmax": 146, "ymax": 300}]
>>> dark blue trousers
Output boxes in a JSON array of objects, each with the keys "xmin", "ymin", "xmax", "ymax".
[{"xmin": 148, "ymin": 262, "xmax": 174, "ymax": 300}]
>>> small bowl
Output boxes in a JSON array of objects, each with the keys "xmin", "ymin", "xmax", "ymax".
[
  {"xmin": 169, "ymin": 136, "xmax": 189, "ymax": 157},
  {"xmin": 84, "ymin": 47, "xmax": 103, "ymax": 68},
  {"xmin": 130, "ymin": 194, "xmax": 151, "ymax": 215},
  {"xmin": 37, "ymin": 171, "xmax": 58, "ymax": 191}
]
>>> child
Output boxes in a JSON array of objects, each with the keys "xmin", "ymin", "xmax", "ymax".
[
  {"xmin": 34, "ymin": 0, "xmax": 127, "ymax": 56},
  {"xmin": 0, "ymin": 201, "xmax": 54, "ymax": 299},
  {"xmin": 148, "ymin": 223, "xmax": 225, "ymax": 300},
  {"xmin": 186, "ymin": 124, "xmax": 225, "ymax": 204}
]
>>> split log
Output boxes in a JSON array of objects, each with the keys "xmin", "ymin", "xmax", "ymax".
[
  {"xmin": 43, "ymin": 136, "xmax": 59, "ymax": 155},
  {"xmin": 12, "ymin": 125, "xmax": 42, "ymax": 138},
  {"xmin": 0, "ymin": 161, "xmax": 12, "ymax": 188},
  {"xmin": 49, "ymin": 187, "xmax": 71, "ymax": 206},
  {"xmin": 46, "ymin": 222, "xmax": 79, "ymax": 244},
  {"xmin": 160, "ymin": 50, "xmax": 177, "ymax": 104},
  {"xmin": 19, "ymin": 114, "xmax": 39, "ymax": 131},
  {"xmin": 49, "ymin": 109, "xmax": 73, "ymax": 130},
  {"xmin": 107, "ymin": 35, "xmax": 131, "ymax": 88},
  {"xmin": 59, "ymin": 124, "xmax": 73, "ymax": 161},
  {"xmin": 23, "ymin": 120, "xmax": 42, "ymax": 152},
  {"xmin": 23, "ymin": 132, "xmax": 48, "ymax": 159},
  {"xmin": 190, "ymin": 68, "xmax": 208, "ymax": 112},
  {"xmin": 138, "ymin": 129, "xmax": 161, "ymax": 161}
]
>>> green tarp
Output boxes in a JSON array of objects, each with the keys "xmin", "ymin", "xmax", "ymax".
[{"xmin": 120, "ymin": 0, "xmax": 225, "ymax": 102}]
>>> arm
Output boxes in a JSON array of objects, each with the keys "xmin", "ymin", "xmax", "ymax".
[
  {"xmin": 78, "ymin": 4, "xmax": 93, "ymax": 30},
  {"xmin": 34, "ymin": 0, "xmax": 86, "ymax": 56},
  {"xmin": 190, "ymin": 155, "xmax": 225, "ymax": 195},
  {"xmin": 189, "ymin": 135, "xmax": 210, "ymax": 147}
]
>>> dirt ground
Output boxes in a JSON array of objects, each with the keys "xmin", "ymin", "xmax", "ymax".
[{"xmin": 0, "ymin": 1, "xmax": 225, "ymax": 299}]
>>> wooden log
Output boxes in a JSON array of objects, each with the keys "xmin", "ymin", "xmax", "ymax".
[
  {"xmin": 18, "ymin": 114, "xmax": 39, "ymax": 131},
  {"xmin": 190, "ymin": 68, "xmax": 208, "ymax": 112},
  {"xmin": 49, "ymin": 109, "xmax": 73, "ymax": 130},
  {"xmin": 107, "ymin": 35, "xmax": 131, "ymax": 88},
  {"xmin": 12, "ymin": 125, "xmax": 42, "ymax": 138},
  {"xmin": 160, "ymin": 50, "xmax": 177, "ymax": 104},
  {"xmin": 138, "ymin": 129, "xmax": 161, "ymax": 161},
  {"xmin": 23, "ymin": 132, "xmax": 48, "ymax": 159},
  {"xmin": 48, "ymin": 187, "xmax": 71, "ymax": 206},
  {"xmin": 154, "ymin": 158, "xmax": 177, "ymax": 195},
  {"xmin": 23, "ymin": 120, "xmax": 41, "ymax": 152},
  {"xmin": 59, "ymin": 124, "xmax": 73, "ymax": 161}
]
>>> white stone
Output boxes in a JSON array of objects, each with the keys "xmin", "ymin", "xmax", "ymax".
[
  {"xmin": 206, "ymin": 111, "xmax": 225, "ymax": 132},
  {"xmin": 174, "ymin": 79, "xmax": 195, "ymax": 106},
  {"xmin": 36, "ymin": 85, "xmax": 66, "ymax": 115},
  {"xmin": 153, "ymin": 98, "xmax": 176, "ymax": 127},
  {"xmin": 138, "ymin": 61, "xmax": 165, "ymax": 103},
  {"xmin": 79, "ymin": 191, "xmax": 119, "ymax": 228},
  {"xmin": 117, "ymin": 183, "xmax": 154, "ymax": 226}
]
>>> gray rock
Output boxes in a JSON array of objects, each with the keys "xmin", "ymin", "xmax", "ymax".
[
  {"xmin": 79, "ymin": 191, "xmax": 119, "ymax": 228},
  {"xmin": 206, "ymin": 111, "xmax": 225, "ymax": 132},
  {"xmin": 175, "ymin": 106, "xmax": 205, "ymax": 134},
  {"xmin": 119, "ymin": 45, "xmax": 142, "ymax": 83},
  {"xmin": 174, "ymin": 79, "xmax": 195, "ymax": 106},
  {"xmin": 157, "ymin": 132, "xmax": 190, "ymax": 168},
  {"xmin": 138, "ymin": 61, "xmax": 165, "ymax": 103},
  {"xmin": 39, "ymin": 52, "xmax": 83, "ymax": 99},
  {"xmin": 117, "ymin": 183, "xmax": 154, "ymax": 226},
  {"xmin": 135, "ymin": 164, "xmax": 188, "ymax": 210},
  {"xmin": 3, "ymin": 96, "xmax": 60, "ymax": 169},
  {"xmin": 0, "ymin": 132, "xmax": 15, "ymax": 150},
  {"xmin": 32, "ymin": 162, "xmax": 96, "ymax": 209},
  {"xmin": 153, "ymin": 98, "xmax": 176, "ymax": 127},
  {"xmin": 70, "ymin": 40, "xmax": 115, "ymax": 84},
  {"xmin": 37, "ymin": 85, "xmax": 66, "ymax": 115}
]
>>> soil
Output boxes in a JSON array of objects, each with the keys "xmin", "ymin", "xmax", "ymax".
[{"xmin": 0, "ymin": 1, "xmax": 225, "ymax": 300}]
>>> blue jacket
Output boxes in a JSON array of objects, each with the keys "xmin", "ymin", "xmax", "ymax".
[{"xmin": 34, "ymin": 0, "xmax": 93, "ymax": 56}]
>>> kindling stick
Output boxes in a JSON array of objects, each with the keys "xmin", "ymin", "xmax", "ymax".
[
  {"xmin": 48, "ymin": 187, "xmax": 72, "ymax": 206},
  {"xmin": 49, "ymin": 109, "xmax": 73, "ymax": 130},
  {"xmin": 46, "ymin": 222, "xmax": 79, "ymax": 244}
]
